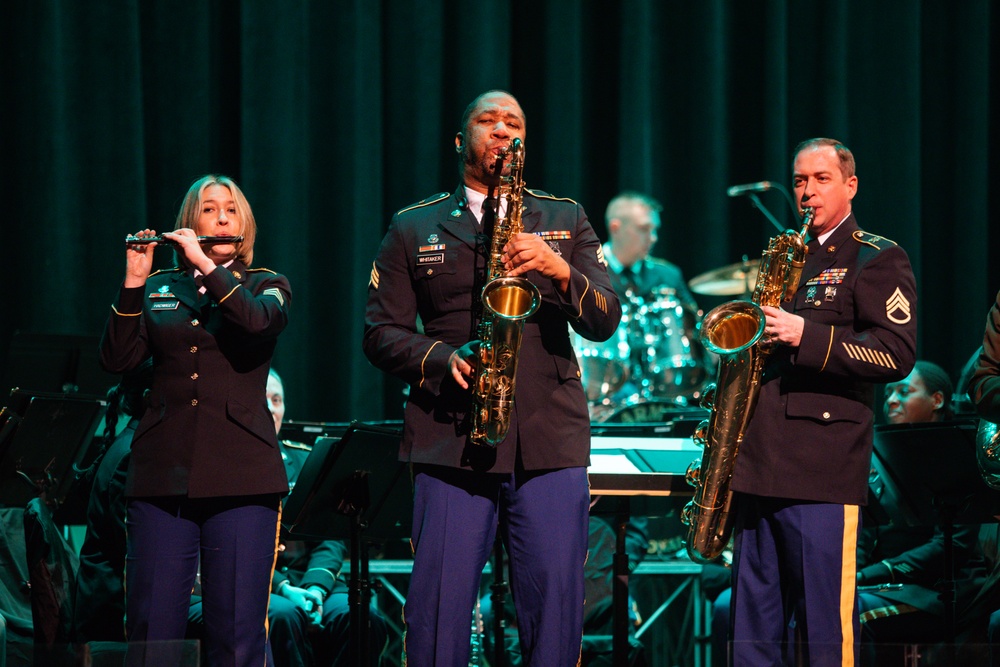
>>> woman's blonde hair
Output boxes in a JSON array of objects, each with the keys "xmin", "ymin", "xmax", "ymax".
[{"xmin": 174, "ymin": 174, "xmax": 257, "ymax": 266}]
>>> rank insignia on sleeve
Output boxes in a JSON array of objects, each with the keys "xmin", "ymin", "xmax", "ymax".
[
  {"xmin": 596, "ymin": 246, "xmax": 608, "ymax": 266},
  {"xmin": 369, "ymin": 262, "xmax": 379, "ymax": 289},
  {"xmin": 842, "ymin": 342, "xmax": 898, "ymax": 369},
  {"xmin": 885, "ymin": 287, "xmax": 912, "ymax": 324},
  {"xmin": 263, "ymin": 287, "xmax": 285, "ymax": 307},
  {"xmin": 593, "ymin": 290, "xmax": 607, "ymax": 314}
]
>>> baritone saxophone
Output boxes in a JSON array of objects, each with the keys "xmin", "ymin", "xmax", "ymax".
[
  {"xmin": 680, "ymin": 208, "xmax": 814, "ymax": 562},
  {"xmin": 470, "ymin": 138, "xmax": 541, "ymax": 447}
]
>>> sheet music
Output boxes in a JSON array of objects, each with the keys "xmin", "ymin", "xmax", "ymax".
[{"xmin": 589, "ymin": 454, "xmax": 642, "ymax": 474}]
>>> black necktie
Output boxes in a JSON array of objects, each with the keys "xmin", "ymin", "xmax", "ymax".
[{"xmin": 620, "ymin": 266, "xmax": 639, "ymax": 296}]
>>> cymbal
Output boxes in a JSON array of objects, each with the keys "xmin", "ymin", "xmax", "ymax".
[{"xmin": 688, "ymin": 260, "xmax": 759, "ymax": 296}]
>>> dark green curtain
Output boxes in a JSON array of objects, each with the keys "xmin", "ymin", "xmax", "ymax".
[{"xmin": 2, "ymin": 0, "xmax": 997, "ymax": 422}]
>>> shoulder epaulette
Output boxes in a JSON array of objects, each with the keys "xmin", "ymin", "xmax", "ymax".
[
  {"xmin": 397, "ymin": 192, "xmax": 450, "ymax": 216},
  {"xmin": 281, "ymin": 439, "xmax": 313, "ymax": 451},
  {"xmin": 248, "ymin": 267, "xmax": 277, "ymax": 274},
  {"xmin": 524, "ymin": 188, "xmax": 578, "ymax": 205},
  {"xmin": 148, "ymin": 267, "xmax": 183, "ymax": 278},
  {"xmin": 852, "ymin": 230, "xmax": 898, "ymax": 250}
]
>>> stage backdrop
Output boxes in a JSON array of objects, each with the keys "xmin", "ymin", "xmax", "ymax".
[{"xmin": 2, "ymin": 0, "xmax": 997, "ymax": 423}]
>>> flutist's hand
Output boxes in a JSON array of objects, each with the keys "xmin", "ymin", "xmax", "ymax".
[
  {"xmin": 124, "ymin": 228, "xmax": 158, "ymax": 288},
  {"xmin": 449, "ymin": 341, "xmax": 479, "ymax": 390},
  {"xmin": 761, "ymin": 305, "xmax": 804, "ymax": 348},
  {"xmin": 503, "ymin": 232, "xmax": 571, "ymax": 294},
  {"xmin": 162, "ymin": 228, "xmax": 216, "ymax": 275}
]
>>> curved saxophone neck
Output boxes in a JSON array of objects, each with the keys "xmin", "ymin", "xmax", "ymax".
[{"xmin": 798, "ymin": 206, "xmax": 815, "ymax": 238}]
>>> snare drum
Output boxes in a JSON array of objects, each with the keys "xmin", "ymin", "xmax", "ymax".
[{"xmin": 635, "ymin": 289, "xmax": 710, "ymax": 401}]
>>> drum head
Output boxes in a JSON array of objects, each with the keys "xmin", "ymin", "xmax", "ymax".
[
  {"xmin": 636, "ymin": 290, "xmax": 710, "ymax": 400},
  {"xmin": 599, "ymin": 399, "xmax": 702, "ymax": 424}
]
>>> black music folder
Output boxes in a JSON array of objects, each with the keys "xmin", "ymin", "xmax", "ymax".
[
  {"xmin": 871, "ymin": 419, "xmax": 1000, "ymax": 527},
  {"xmin": 281, "ymin": 422, "xmax": 410, "ymax": 541}
]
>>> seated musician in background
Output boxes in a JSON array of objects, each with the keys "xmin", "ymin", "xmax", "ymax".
[
  {"xmin": 192, "ymin": 369, "xmax": 388, "ymax": 666},
  {"xmin": 73, "ymin": 368, "xmax": 387, "ymax": 666},
  {"xmin": 602, "ymin": 191, "xmax": 698, "ymax": 309},
  {"xmin": 969, "ymin": 286, "xmax": 1000, "ymax": 657},
  {"xmin": 856, "ymin": 360, "xmax": 988, "ymax": 663}
]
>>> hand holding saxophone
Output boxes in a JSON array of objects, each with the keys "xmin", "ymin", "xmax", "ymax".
[
  {"xmin": 502, "ymin": 232, "xmax": 571, "ymax": 293},
  {"xmin": 760, "ymin": 305, "xmax": 804, "ymax": 347},
  {"xmin": 449, "ymin": 341, "xmax": 479, "ymax": 390}
]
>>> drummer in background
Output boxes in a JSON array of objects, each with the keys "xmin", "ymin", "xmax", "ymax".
[{"xmin": 603, "ymin": 191, "xmax": 699, "ymax": 310}]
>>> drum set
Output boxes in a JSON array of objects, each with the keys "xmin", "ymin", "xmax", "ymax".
[{"xmin": 573, "ymin": 260, "xmax": 759, "ymax": 423}]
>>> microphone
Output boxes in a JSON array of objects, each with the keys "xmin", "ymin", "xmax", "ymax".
[{"xmin": 726, "ymin": 181, "xmax": 774, "ymax": 197}]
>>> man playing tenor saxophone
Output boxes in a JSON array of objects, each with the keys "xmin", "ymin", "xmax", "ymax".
[
  {"xmin": 725, "ymin": 138, "xmax": 917, "ymax": 665},
  {"xmin": 363, "ymin": 90, "xmax": 621, "ymax": 666}
]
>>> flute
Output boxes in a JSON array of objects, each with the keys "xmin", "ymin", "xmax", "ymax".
[{"xmin": 125, "ymin": 234, "xmax": 244, "ymax": 247}]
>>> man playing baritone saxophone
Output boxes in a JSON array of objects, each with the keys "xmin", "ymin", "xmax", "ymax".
[
  {"xmin": 725, "ymin": 138, "xmax": 917, "ymax": 665},
  {"xmin": 363, "ymin": 90, "xmax": 621, "ymax": 666}
]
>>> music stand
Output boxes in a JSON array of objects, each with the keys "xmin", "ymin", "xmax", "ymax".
[
  {"xmin": 281, "ymin": 421, "xmax": 409, "ymax": 666},
  {"xmin": 871, "ymin": 419, "xmax": 1000, "ymax": 640},
  {"xmin": 3, "ymin": 331, "xmax": 116, "ymax": 396},
  {"xmin": 0, "ymin": 394, "xmax": 106, "ymax": 510}
]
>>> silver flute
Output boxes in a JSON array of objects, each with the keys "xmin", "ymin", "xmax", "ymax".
[{"xmin": 124, "ymin": 234, "xmax": 243, "ymax": 246}]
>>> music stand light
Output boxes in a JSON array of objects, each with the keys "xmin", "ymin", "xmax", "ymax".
[{"xmin": 281, "ymin": 421, "xmax": 409, "ymax": 666}]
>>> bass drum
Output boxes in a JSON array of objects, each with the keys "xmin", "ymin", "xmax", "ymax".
[
  {"xmin": 635, "ymin": 288, "xmax": 710, "ymax": 402},
  {"xmin": 570, "ymin": 301, "xmax": 634, "ymax": 406}
]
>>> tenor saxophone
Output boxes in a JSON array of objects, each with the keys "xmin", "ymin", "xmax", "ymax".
[
  {"xmin": 470, "ymin": 138, "xmax": 542, "ymax": 447},
  {"xmin": 680, "ymin": 208, "xmax": 813, "ymax": 562}
]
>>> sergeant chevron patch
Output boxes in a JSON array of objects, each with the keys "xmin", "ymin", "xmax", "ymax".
[
  {"xmin": 596, "ymin": 246, "xmax": 607, "ymax": 267},
  {"xmin": 842, "ymin": 343, "xmax": 898, "ymax": 369},
  {"xmin": 885, "ymin": 287, "xmax": 911, "ymax": 324},
  {"xmin": 370, "ymin": 262, "xmax": 380, "ymax": 289},
  {"xmin": 263, "ymin": 288, "xmax": 285, "ymax": 307}
]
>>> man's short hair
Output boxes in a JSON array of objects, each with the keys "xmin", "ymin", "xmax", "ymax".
[
  {"xmin": 793, "ymin": 138, "xmax": 856, "ymax": 179},
  {"xmin": 458, "ymin": 89, "xmax": 522, "ymax": 134},
  {"xmin": 604, "ymin": 191, "xmax": 663, "ymax": 232}
]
